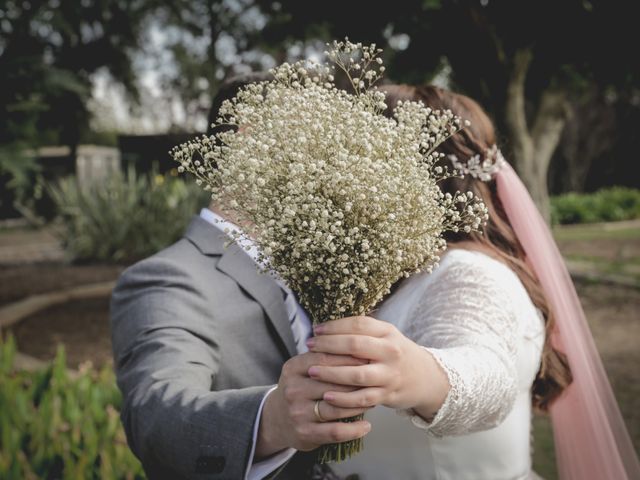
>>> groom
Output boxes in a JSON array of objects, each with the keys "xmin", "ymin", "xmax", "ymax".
[{"xmin": 110, "ymin": 75, "xmax": 369, "ymax": 480}]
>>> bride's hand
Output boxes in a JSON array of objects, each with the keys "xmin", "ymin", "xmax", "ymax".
[{"xmin": 306, "ymin": 316, "xmax": 449, "ymax": 419}]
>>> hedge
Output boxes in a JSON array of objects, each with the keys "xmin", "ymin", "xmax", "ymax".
[{"xmin": 550, "ymin": 187, "xmax": 640, "ymax": 225}]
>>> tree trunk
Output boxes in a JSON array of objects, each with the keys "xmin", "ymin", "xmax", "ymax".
[
  {"xmin": 559, "ymin": 90, "xmax": 617, "ymax": 192},
  {"xmin": 504, "ymin": 48, "xmax": 568, "ymax": 223},
  {"xmin": 530, "ymin": 88, "xmax": 569, "ymax": 220}
]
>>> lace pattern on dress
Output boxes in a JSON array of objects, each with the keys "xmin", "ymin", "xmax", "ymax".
[{"xmin": 399, "ymin": 251, "xmax": 522, "ymax": 437}]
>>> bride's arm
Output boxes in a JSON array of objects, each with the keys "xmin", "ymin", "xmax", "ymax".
[
  {"xmin": 307, "ymin": 256, "xmax": 520, "ymax": 436},
  {"xmin": 403, "ymin": 258, "xmax": 520, "ymax": 435}
]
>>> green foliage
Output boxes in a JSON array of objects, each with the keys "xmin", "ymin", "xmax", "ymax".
[
  {"xmin": 48, "ymin": 168, "xmax": 209, "ymax": 263},
  {"xmin": 0, "ymin": 145, "xmax": 40, "ymax": 205},
  {"xmin": 0, "ymin": 1, "xmax": 189, "ymax": 149},
  {"xmin": 0, "ymin": 335, "xmax": 145, "ymax": 479},
  {"xmin": 551, "ymin": 187, "xmax": 640, "ymax": 225}
]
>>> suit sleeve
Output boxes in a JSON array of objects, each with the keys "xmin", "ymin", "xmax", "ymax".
[{"xmin": 110, "ymin": 255, "xmax": 273, "ymax": 479}]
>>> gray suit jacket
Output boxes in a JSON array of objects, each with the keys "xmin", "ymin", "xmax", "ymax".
[{"xmin": 110, "ymin": 216, "xmax": 326, "ymax": 480}]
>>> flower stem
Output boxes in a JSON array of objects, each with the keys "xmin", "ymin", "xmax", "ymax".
[{"xmin": 316, "ymin": 413, "xmax": 365, "ymax": 463}]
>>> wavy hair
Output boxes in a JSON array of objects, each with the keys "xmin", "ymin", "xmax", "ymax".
[{"xmin": 382, "ymin": 84, "xmax": 572, "ymax": 412}]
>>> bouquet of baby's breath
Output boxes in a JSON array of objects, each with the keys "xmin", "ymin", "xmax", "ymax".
[{"xmin": 171, "ymin": 39, "xmax": 488, "ymax": 463}]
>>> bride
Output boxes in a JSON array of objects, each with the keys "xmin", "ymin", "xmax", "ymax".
[{"xmin": 305, "ymin": 85, "xmax": 639, "ymax": 479}]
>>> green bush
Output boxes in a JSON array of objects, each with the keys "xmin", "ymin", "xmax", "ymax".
[
  {"xmin": 551, "ymin": 187, "xmax": 640, "ymax": 225},
  {"xmin": 48, "ymin": 168, "xmax": 209, "ymax": 263},
  {"xmin": 0, "ymin": 335, "xmax": 145, "ymax": 479}
]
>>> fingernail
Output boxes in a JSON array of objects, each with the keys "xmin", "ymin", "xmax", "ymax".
[
  {"xmin": 308, "ymin": 366, "xmax": 320, "ymax": 377},
  {"xmin": 364, "ymin": 422, "xmax": 372, "ymax": 433},
  {"xmin": 323, "ymin": 392, "xmax": 335, "ymax": 401},
  {"xmin": 306, "ymin": 338, "xmax": 316, "ymax": 349},
  {"xmin": 313, "ymin": 324, "xmax": 325, "ymax": 334}
]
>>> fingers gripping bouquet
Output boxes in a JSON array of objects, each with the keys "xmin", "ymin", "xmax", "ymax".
[{"xmin": 171, "ymin": 39, "xmax": 488, "ymax": 462}]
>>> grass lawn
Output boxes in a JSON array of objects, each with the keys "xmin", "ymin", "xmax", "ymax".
[
  {"xmin": 553, "ymin": 224, "xmax": 640, "ymax": 242},
  {"xmin": 531, "ymin": 222, "xmax": 640, "ymax": 479}
]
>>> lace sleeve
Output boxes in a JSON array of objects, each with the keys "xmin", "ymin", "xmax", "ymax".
[{"xmin": 402, "ymin": 252, "xmax": 520, "ymax": 437}]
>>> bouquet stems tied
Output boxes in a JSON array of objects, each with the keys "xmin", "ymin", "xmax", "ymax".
[{"xmin": 317, "ymin": 417, "xmax": 364, "ymax": 464}]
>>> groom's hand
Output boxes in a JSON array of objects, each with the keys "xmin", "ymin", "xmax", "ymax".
[{"xmin": 255, "ymin": 352, "xmax": 372, "ymax": 458}]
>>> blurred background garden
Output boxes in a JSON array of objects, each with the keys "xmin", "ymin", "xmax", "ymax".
[{"xmin": 1, "ymin": 1, "xmax": 639, "ymax": 478}]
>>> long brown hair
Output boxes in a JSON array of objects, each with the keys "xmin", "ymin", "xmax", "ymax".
[{"xmin": 382, "ymin": 84, "xmax": 572, "ymax": 412}]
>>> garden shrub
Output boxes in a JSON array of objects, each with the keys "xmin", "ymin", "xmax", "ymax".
[
  {"xmin": 551, "ymin": 187, "xmax": 640, "ymax": 225},
  {"xmin": 0, "ymin": 335, "xmax": 145, "ymax": 479},
  {"xmin": 48, "ymin": 167, "xmax": 209, "ymax": 263}
]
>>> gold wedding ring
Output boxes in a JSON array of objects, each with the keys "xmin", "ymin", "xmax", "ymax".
[{"xmin": 314, "ymin": 399, "xmax": 326, "ymax": 422}]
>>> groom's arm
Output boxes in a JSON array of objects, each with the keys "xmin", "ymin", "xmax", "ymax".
[
  {"xmin": 111, "ymin": 256, "xmax": 274, "ymax": 479},
  {"xmin": 111, "ymin": 254, "xmax": 371, "ymax": 479}
]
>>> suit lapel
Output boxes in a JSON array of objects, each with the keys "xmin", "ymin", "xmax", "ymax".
[
  {"xmin": 217, "ymin": 246, "xmax": 298, "ymax": 358},
  {"xmin": 185, "ymin": 216, "xmax": 298, "ymax": 358}
]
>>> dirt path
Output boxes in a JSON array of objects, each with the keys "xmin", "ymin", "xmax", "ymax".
[
  {"xmin": 0, "ymin": 263, "xmax": 124, "ymax": 306},
  {"xmin": 0, "ymin": 227, "xmax": 64, "ymax": 264}
]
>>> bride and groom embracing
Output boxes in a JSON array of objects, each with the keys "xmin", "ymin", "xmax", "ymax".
[{"xmin": 109, "ymin": 80, "xmax": 639, "ymax": 480}]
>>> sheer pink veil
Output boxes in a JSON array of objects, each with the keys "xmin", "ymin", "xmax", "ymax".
[{"xmin": 495, "ymin": 162, "xmax": 640, "ymax": 479}]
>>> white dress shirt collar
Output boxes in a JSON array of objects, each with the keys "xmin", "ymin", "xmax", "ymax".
[{"xmin": 199, "ymin": 208, "xmax": 261, "ymax": 265}]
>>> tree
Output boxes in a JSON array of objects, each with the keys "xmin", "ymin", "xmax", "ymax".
[
  {"xmin": 430, "ymin": 1, "xmax": 639, "ymax": 220},
  {"xmin": 1, "ymin": 1, "xmax": 148, "ymax": 144},
  {"xmin": 0, "ymin": 0, "xmax": 189, "ymax": 206},
  {"xmin": 249, "ymin": 0, "xmax": 640, "ymax": 221},
  {"xmin": 0, "ymin": 0, "xmax": 274, "ymax": 215},
  {"xmin": 553, "ymin": 88, "xmax": 618, "ymax": 193},
  {"xmin": 138, "ymin": 0, "xmax": 281, "ymax": 133}
]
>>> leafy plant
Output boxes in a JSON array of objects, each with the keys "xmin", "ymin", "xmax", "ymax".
[
  {"xmin": 551, "ymin": 187, "xmax": 640, "ymax": 225},
  {"xmin": 0, "ymin": 335, "xmax": 145, "ymax": 479},
  {"xmin": 48, "ymin": 167, "xmax": 209, "ymax": 263}
]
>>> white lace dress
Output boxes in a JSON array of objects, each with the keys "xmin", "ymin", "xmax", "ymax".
[{"xmin": 332, "ymin": 249, "xmax": 546, "ymax": 480}]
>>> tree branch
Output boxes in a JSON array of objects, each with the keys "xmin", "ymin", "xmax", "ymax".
[
  {"xmin": 531, "ymin": 87, "xmax": 570, "ymax": 174},
  {"xmin": 504, "ymin": 47, "xmax": 534, "ymax": 170}
]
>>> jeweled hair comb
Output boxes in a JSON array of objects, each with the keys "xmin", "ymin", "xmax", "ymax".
[{"xmin": 447, "ymin": 144, "xmax": 506, "ymax": 181}]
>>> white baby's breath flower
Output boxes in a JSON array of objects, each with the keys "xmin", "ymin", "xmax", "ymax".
[{"xmin": 171, "ymin": 38, "xmax": 486, "ymax": 327}]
